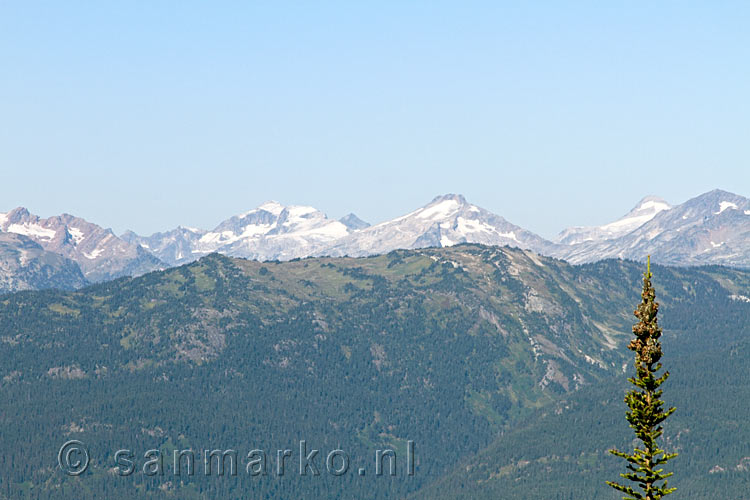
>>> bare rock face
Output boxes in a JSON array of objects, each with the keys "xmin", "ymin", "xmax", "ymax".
[
  {"xmin": 0, "ymin": 232, "xmax": 87, "ymax": 293},
  {"xmin": 0, "ymin": 208, "xmax": 163, "ymax": 282},
  {"xmin": 338, "ymin": 213, "xmax": 370, "ymax": 231}
]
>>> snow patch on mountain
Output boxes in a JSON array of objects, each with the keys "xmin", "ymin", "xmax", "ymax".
[
  {"xmin": 248, "ymin": 201, "xmax": 285, "ymax": 217},
  {"xmin": 84, "ymin": 248, "xmax": 104, "ymax": 259},
  {"xmin": 68, "ymin": 227, "xmax": 85, "ymax": 245},
  {"xmin": 456, "ymin": 217, "xmax": 492, "ymax": 235},
  {"xmin": 440, "ymin": 234, "xmax": 456, "ymax": 246},
  {"xmin": 417, "ymin": 199, "xmax": 461, "ymax": 220},
  {"xmin": 7, "ymin": 222, "xmax": 57, "ymax": 240},
  {"xmin": 498, "ymin": 231, "xmax": 520, "ymax": 242},
  {"xmin": 716, "ymin": 201, "xmax": 738, "ymax": 214}
]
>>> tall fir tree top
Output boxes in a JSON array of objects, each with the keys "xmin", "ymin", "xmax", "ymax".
[
  {"xmin": 607, "ymin": 256, "xmax": 677, "ymax": 500},
  {"xmin": 630, "ymin": 255, "xmax": 663, "ymax": 369}
]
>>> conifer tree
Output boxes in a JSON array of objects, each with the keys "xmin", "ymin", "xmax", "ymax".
[{"xmin": 607, "ymin": 257, "xmax": 677, "ymax": 499}]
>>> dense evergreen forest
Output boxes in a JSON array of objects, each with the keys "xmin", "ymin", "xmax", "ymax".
[
  {"xmin": 0, "ymin": 245, "xmax": 748, "ymax": 499},
  {"xmin": 417, "ymin": 272, "xmax": 750, "ymax": 498}
]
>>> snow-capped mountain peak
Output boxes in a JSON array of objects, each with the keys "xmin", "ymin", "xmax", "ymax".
[
  {"xmin": 416, "ymin": 194, "xmax": 467, "ymax": 220},
  {"xmin": 550, "ymin": 189, "xmax": 750, "ymax": 267},
  {"xmin": 555, "ymin": 195, "xmax": 671, "ymax": 245},
  {"xmin": 127, "ymin": 201, "xmax": 352, "ymax": 265},
  {"xmin": 320, "ymin": 194, "xmax": 551, "ymax": 258},
  {"xmin": 241, "ymin": 200, "xmax": 285, "ymax": 217},
  {"xmin": 598, "ymin": 195, "xmax": 671, "ymax": 232}
]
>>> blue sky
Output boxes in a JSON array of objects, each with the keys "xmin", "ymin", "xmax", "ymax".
[{"xmin": 1, "ymin": 1, "xmax": 748, "ymax": 238}]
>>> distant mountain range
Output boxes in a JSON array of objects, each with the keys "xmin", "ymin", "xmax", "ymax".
[{"xmin": 1, "ymin": 188, "xmax": 748, "ymax": 292}]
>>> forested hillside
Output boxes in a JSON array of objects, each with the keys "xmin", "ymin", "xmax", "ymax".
[
  {"xmin": 415, "ymin": 282, "xmax": 750, "ymax": 499},
  {"xmin": 1, "ymin": 245, "xmax": 748, "ymax": 499}
]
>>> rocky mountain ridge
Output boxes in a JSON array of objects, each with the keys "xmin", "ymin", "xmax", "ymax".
[
  {"xmin": 0, "ymin": 207, "xmax": 163, "ymax": 283},
  {"xmin": 2, "ymin": 189, "xmax": 749, "ymax": 292}
]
